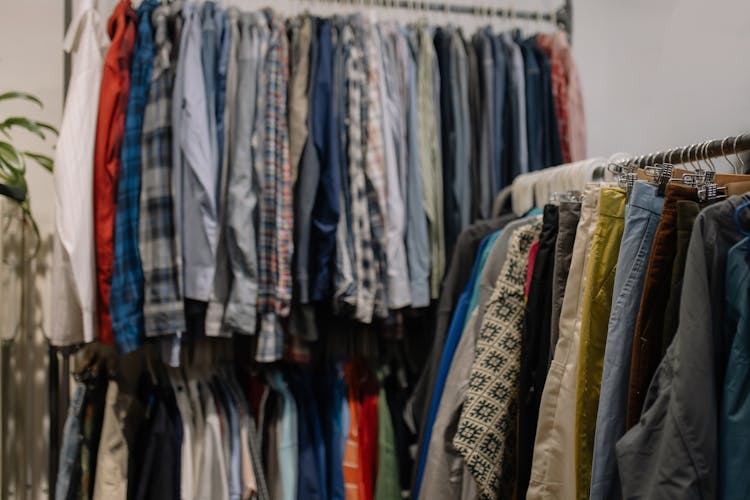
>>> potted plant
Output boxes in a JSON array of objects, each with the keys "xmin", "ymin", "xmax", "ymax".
[{"xmin": 0, "ymin": 91, "xmax": 58, "ymax": 253}]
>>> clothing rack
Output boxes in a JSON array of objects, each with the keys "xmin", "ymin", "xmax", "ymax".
[
  {"xmin": 618, "ymin": 133, "xmax": 750, "ymax": 169},
  {"xmin": 50, "ymin": 0, "xmax": 574, "ymax": 487},
  {"xmin": 298, "ymin": 0, "xmax": 573, "ymax": 40}
]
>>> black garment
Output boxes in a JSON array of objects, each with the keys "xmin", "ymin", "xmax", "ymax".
[
  {"xmin": 465, "ymin": 35, "xmax": 482, "ymax": 222},
  {"xmin": 184, "ymin": 298, "xmax": 209, "ymax": 338},
  {"xmin": 517, "ymin": 204, "xmax": 559, "ymax": 499},
  {"xmin": 163, "ymin": 387, "xmax": 183, "ymax": 500},
  {"xmin": 129, "ymin": 389, "xmax": 180, "ymax": 500},
  {"xmin": 434, "ymin": 27, "xmax": 461, "ymax": 263},
  {"xmin": 383, "ymin": 362, "xmax": 414, "ymax": 492},
  {"xmin": 80, "ymin": 366, "xmax": 108, "ymax": 499},
  {"xmin": 407, "ymin": 214, "xmax": 517, "ymax": 489}
]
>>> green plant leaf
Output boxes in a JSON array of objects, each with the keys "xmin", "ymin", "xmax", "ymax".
[
  {"xmin": 35, "ymin": 121, "xmax": 58, "ymax": 136},
  {"xmin": 0, "ymin": 116, "xmax": 46, "ymax": 140},
  {"xmin": 0, "ymin": 141, "xmax": 25, "ymax": 174},
  {"xmin": 23, "ymin": 152, "xmax": 53, "ymax": 172},
  {"xmin": 0, "ymin": 91, "xmax": 43, "ymax": 108}
]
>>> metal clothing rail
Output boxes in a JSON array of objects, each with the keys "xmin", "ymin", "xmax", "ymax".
[
  {"xmin": 618, "ymin": 133, "xmax": 750, "ymax": 170},
  {"xmin": 299, "ymin": 0, "xmax": 573, "ymax": 39}
]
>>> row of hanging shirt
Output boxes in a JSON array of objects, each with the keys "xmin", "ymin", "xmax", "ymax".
[
  {"xmin": 50, "ymin": 0, "xmax": 586, "ymax": 363},
  {"xmin": 54, "ymin": 345, "xmax": 269, "ymax": 500},
  {"xmin": 409, "ymin": 158, "xmax": 750, "ymax": 500},
  {"xmin": 54, "ymin": 339, "xmax": 419, "ymax": 500}
]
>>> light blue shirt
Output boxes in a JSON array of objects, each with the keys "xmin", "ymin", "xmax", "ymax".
[
  {"xmin": 267, "ymin": 370, "xmax": 298, "ymax": 500},
  {"xmin": 405, "ymin": 32, "xmax": 430, "ymax": 308},
  {"xmin": 173, "ymin": 2, "xmax": 217, "ymax": 301}
]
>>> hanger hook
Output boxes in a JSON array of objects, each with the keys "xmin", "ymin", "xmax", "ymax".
[
  {"xmin": 721, "ymin": 136, "xmax": 739, "ymax": 174},
  {"xmin": 733, "ymin": 135, "xmax": 746, "ymax": 173},
  {"xmin": 696, "ymin": 143, "xmax": 706, "ymax": 172},
  {"xmin": 704, "ymin": 140, "xmax": 718, "ymax": 172},
  {"xmin": 689, "ymin": 143, "xmax": 701, "ymax": 172},
  {"xmin": 692, "ymin": 143, "xmax": 702, "ymax": 172},
  {"xmin": 696, "ymin": 141, "xmax": 707, "ymax": 172},
  {"xmin": 637, "ymin": 154, "xmax": 646, "ymax": 169},
  {"xmin": 700, "ymin": 141, "xmax": 711, "ymax": 171},
  {"xmin": 696, "ymin": 141, "xmax": 705, "ymax": 172}
]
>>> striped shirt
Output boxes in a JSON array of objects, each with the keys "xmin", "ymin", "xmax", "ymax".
[{"xmin": 417, "ymin": 25, "xmax": 445, "ymax": 300}]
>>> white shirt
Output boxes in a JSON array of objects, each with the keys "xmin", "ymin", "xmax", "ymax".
[
  {"xmin": 171, "ymin": 374, "xmax": 196, "ymax": 500},
  {"xmin": 197, "ymin": 382, "xmax": 230, "ymax": 500},
  {"xmin": 50, "ymin": 0, "xmax": 109, "ymax": 345}
]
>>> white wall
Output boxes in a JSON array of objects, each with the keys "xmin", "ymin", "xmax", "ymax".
[
  {"xmin": 0, "ymin": 0, "xmax": 62, "ymax": 498},
  {"xmin": 573, "ymin": 0, "xmax": 750, "ymax": 163}
]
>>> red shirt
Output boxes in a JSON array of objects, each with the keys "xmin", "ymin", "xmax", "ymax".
[
  {"xmin": 536, "ymin": 32, "xmax": 586, "ymax": 164},
  {"xmin": 536, "ymin": 33, "xmax": 570, "ymax": 163},
  {"xmin": 93, "ymin": 0, "xmax": 137, "ymax": 344},
  {"xmin": 344, "ymin": 363, "xmax": 366, "ymax": 500},
  {"xmin": 358, "ymin": 372, "xmax": 379, "ymax": 500},
  {"xmin": 525, "ymin": 239, "xmax": 540, "ymax": 300}
]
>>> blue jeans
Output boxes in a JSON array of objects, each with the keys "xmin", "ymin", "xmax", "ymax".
[
  {"xmin": 55, "ymin": 383, "xmax": 86, "ymax": 500},
  {"xmin": 589, "ymin": 181, "xmax": 664, "ymax": 500}
]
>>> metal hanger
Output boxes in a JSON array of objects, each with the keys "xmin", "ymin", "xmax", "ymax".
[
  {"xmin": 696, "ymin": 141, "xmax": 727, "ymax": 202},
  {"xmin": 734, "ymin": 135, "xmax": 746, "ymax": 173},
  {"xmin": 549, "ymin": 190, "xmax": 582, "ymax": 204},
  {"xmin": 721, "ymin": 136, "xmax": 739, "ymax": 174}
]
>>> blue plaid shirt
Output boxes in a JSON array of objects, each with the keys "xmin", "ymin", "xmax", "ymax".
[{"xmin": 110, "ymin": 0, "xmax": 159, "ymax": 354}]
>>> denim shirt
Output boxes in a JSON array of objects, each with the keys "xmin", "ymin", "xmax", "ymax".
[
  {"xmin": 310, "ymin": 18, "xmax": 342, "ymax": 303},
  {"xmin": 215, "ymin": 8, "xmax": 231, "ymax": 197}
]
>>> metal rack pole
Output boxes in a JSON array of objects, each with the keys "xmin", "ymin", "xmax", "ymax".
[
  {"xmin": 623, "ymin": 133, "xmax": 750, "ymax": 169},
  {"xmin": 300, "ymin": 0, "xmax": 573, "ymax": 39}
]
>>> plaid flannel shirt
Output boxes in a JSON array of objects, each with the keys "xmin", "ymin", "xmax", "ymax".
[
  {"xmin": 110, "ymin": 0, "xmax": 159, "ymax": 353},
  {"xmin": 344, "ymin": 20, "xmax": 377, "ymax": 324},
  {"xmin": 139, "ymin": 5, "xmax": 186, "ymax": 337},
  {"xmin": 363, "ymin": 19, "xmax": 389, "ymax": 320},
  {"xmin": 256, "ymin": 13, "xmax": 292, "ymax": 362}
]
